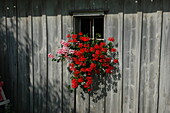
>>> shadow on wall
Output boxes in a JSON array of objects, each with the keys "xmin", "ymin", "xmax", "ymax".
[
  {"xmin": 0, "ymin": 18, "xmax": 6, "ymax": 82},
  {"xmin": 0, "ymin": 16, "xmax": 19, "ymax": 111},
  {"xmin": 0, "ymin": 16, "xmax": 64, "ymax": 113},
  {"xmin": 90, "ymin": 47, "xmax": 121, "ymax": 103},
  {"xmin": 0, "ymin": 17, "xmax": 32, "ymax": 112},
  {"xmin": 74, "ymin": 43, "xmax": 121, "ymax": 103}
]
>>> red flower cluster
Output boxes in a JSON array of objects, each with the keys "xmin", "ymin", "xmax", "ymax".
[{"xmin": 50, "ymin": 32, "xmax": 119, "ymax": 92}]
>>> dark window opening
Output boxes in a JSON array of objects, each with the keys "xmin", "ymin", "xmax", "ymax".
[{"xmin": 74, "ymin": 16, "xmax": 104, "ymax": 40}]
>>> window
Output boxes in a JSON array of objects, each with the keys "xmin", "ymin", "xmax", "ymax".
[{"xmin": 74, "ymin": 16, "xmax": 104, "ymax": 40}]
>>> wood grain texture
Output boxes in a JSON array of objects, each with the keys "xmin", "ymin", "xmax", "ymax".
[
  {"xmin": 62, "ymin": 0, "xmax": 75, "ymax": 15},
  {"xmin": 123, "ymin": 0, "xmax": 142, "ymax": 113},
  {"xmin": 17, "ymin": 0, "xmax": 33, "ymax": 112},
  {"xmin": 91, "ymin": 0, "xmax": 106, "ymax": 9},
  {"xmin": 1, "ymin": 0, "xmax": 170, "ymax": 113},
  {"xmin": 76, "ymin": 89, "xmax": 90, "ymax": 113},
  {"xmin": 74, "ymin": 0, "xmax": 91, "ymax": 112},
  {"xmin": 62, "ymin": 15, "xmax": 74, "ymax": 113},
  {"xmin": 139, "ymin": 0, "xmax": 162, "ymax": 113},
  {"xmin": 6, "ymin": 0, "xmax": 18, "ymax": 111},
  {"xmin": 47, "ymin": 0, "xmax": 62, "ymax": 112},
  {"xmin": 74, "ymin": 0, "xmax": 91, "ymax": 10},
  {"xmin": 104, "ymin": 13, "xmax": 123, "ymax": 113},
  {"xmin": 90, "ymin": 83, "xmax": 105, "ymax": 113},
  {"xmin": 32, "ymin": 0, "xmax": 48, "ymax": 112},
  {"xmin": 158, "ymin": 0, "xmax": 170, "ymax": 112},
  {"xmin": 0, "ymin": 0, "xmax": 6, "ymax": 82}
]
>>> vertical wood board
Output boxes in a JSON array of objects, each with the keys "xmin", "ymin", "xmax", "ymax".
[
  {"xmin": 32, "ymin": 0, "xmax": 48, "ymax": 112},
  {"xmin": 104, "ymin": 13, "xmax": 123, "ymax": 113},
  {"xmin": 46, "ymin": 0, "xmax": 62, "ymax": 112},
  {"xmin": 139, "ymin": 4, "xmax": 162, "ymax": 113},
  {"xmin": 158, "ymin": 0, "xmax": 170, "ymax": 112},
  {"xmin": 17, "ymin": 0, "xmax": 33, "ymax": 112},
  {"xmin": 6, "ymin": 0, "xmax": 18, "ymax": 111},
  {"xmin": 123, "ymin": 0, "xmax": 142, "ymax": 113},
  {"xmin": 0, "ymin": 0, "xmax": 6, "ymax": 81},
  {"xmin": 62, "ymin": 15, "xmax": 74, "ymax": 113}
]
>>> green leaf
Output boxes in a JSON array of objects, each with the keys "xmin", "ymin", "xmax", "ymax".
[{"xmin": 96, "ymin": 33, "xmax": 101, "ymax": 38}]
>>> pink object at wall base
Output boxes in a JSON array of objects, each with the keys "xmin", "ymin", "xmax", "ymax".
[{"xmin": 0, "ymin": 81, "xmax": 4, "ymax": 101}]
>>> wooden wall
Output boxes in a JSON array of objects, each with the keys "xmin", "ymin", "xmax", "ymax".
[{"xmin": 0, "ymin": 0, "xmax": 170, "ymax": 113}]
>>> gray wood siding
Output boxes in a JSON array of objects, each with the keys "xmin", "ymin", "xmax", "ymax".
[{"xmin": 0, "ymin": 0, "xmax": 170, "ymax": 113}]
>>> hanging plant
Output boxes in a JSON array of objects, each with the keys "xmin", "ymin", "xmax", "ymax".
[{"xmin": 48, "ymin": 32, "xmax": 119, "ymax": 93}]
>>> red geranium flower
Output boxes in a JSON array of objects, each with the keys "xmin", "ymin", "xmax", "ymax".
[
  {"xmin": 67, "ymin": 34, "xmax": 71, "ymax": 38},
  {"xmin": 106, "ymin": 58, "xmax": 111, "ymax": 62},
  {"xmin": 80, "ymin": 37, "xmax": 90, "ymax": 41},
  {"xmin": 88, "ymin": 88, "xmax": 92, "ymax": 91},
  {"xmin": 114, "ymin": 59, "xmax": 119, "ymax": 63},
  {"xmin": 95, "ymin": 50, "xmax": 101, "ymax": 55},
  {"xmin": 84, "ymin": 84, "xmax": 90, "ymax": 88},
  {"xmin": 90, "ymin": 63, "xmax": 96, "ymax": 70},
  {"xmin": 69, "ymin": 63, "xmax": 74, "ymax": 67},
  {"xmin": 100, "ymin": 42, "xmax": 106, "ymax": 47},
  {"xmin": 95, "ymin": 70, "xmax": 100, "ymax": 73},
  {"xmin": 50, "ymin": 32, "xmax": 119, "ymax": 93},
  {"xmin": 80, "ymin": 68, "xmax": 86, "ymax": 72},
  {"xmin": 78, "ymin": 43, "xmax": 83, "ymax": 48},
  {"xmin": 72, "ymin": 34, "xmax": 77, "ymax": 38},
  {"xmin": 90, "ymin": 47, "xmax": 95, "ymax": 52},
  {"xmin": 94, "ymin": 44, "xmax": 100, "ymax": 49},
  {"xmin": 99, "ymin": 55, "xmax": 105, "ymax": 58},
  {"xmin": 74, "ymin": 70, "xmax": 80, "ymax": 75},
  {"xmin": 86, "ymin": 68, "xmax": 92, "ymax": 72},
  {"xmin": 84, "ymin": 44, "xmax": 90, "ymax": 48},
  {"xmin": 78, "ymin": 78, "xmax": 84, "ymax": 83},
  {"xmin": 79, "ymin": 57, "xmax": 86, "ymax": 62},
  {"xmin": 72, "ymin": 79, "xmax": 78, "ymax": 88},
  {"xmin": 86, "ymin": 80, "xmax": 93, "ymax": 85},
  {"xmin": 86, "ymin": 77, "xmax": 93, "ymax": 80},
  {"xmin": 110, "ymin": 48, "xmax": 117, "ymax": 52},
  {"xmin": 78, "ymin": 32, "xmax": 83, "ymax": 35},
  {"xmin": 99, "ymin": 59, "xmax": 103, "ymax": 62},
  {"xmin": 106, "ymin": 69, "xmax": 112, "ymax": 73},
  {"xmin": 68, "ymin": 39, "xmax": 78, "ymax": 43},
  {"xmin": 101, "ymin": 48, "xmax": 107, "ymax": 52},
  {"xmin": 108, "ymin": 37, "xmax": 115, "ymax": 42}
]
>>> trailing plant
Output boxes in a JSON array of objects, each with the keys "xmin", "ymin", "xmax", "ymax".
[{"xmin": 48, "ymin": 32, "xmax": 119, "ymax": 93}]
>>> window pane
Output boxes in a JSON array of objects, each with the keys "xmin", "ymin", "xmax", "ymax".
[
  {"xmin": 75, "ymin": 16, "xmax": 104, "ymax": 39},
  {"xmin": 94, "ymin": 18, "xmax": 103, "ymax": 39},
  {"xmin": 81, "ymin": 18, "xmax": 91, "ymax": 37}
]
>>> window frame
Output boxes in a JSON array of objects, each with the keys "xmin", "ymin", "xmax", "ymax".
[{"xmin": 73, "ymin": 12, "xmax": 105, "ymax": 40}]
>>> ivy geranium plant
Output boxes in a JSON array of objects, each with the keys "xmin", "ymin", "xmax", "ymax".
[{"xmin": 48, "ymin": 32, "xmax": 119, "ymax": 93}]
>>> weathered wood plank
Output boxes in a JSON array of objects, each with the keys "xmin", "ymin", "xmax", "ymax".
[
  {"xmin": 90, "ymin": 77, "xmax": 105, "ymax": 113},
  {"xmin": 0, "ymin": 0, "xmax": 6, "ymax": 82},
  {"xmin": 104, "ymin": 12, "xmax": 123, "ymax": 113},
  {"xmin": 46, "ymin": 0, "xmax": 62, "ymax": 112},
  {"xmin": 90, "ymin": 0, "xmax": 106, "ymax": 9},
  {"xmin": 104, "ymin": 2, "xmax": 123, "ymax": 113},
  {"xmin": 158, "ymin": 0, "xmax": 170, "ymax": 112},
  {"xmin": 76, "ymin": 90, "xmax": 90, "ymax": 113},
  {"xmin": 74, "ymin": 0, "xmax": 91, "ymax": 10},
  {"xmin": 139, "ymin": 0, "xmax": 162, "ymax": 113},
  {"xmin": 32, "ymin": 0, "xmax": 48, "ymax": 112},
  {"xmin": 88, "ymin": 1, "xmax": 109, "ymax": 112},
  {"xmin": 5, "ymin": 0, "xmax": 18, "ymax": 111},
  {"xmin": 62, "ymin": 15, "xmax": 74, "ymax": 113},
  {"xmin": 74, "ymin": 1, "xmax": 91, "ymax": 112},
  {"xmin": 122, "ymin": 0, "xmax": 142, "ymax": 113},
  {"xmin": 17, "ymin": 0, "xmax": 33, "ymax": 112},
  {"xmin": 62, "ymin": 0, "xmax": 75, "ymax": 15}
]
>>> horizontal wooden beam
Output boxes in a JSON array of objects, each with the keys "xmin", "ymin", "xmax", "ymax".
[{"xmin": 69, "ymin": 9, "xmax": 109, "ymax": 16}]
